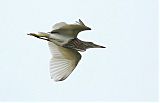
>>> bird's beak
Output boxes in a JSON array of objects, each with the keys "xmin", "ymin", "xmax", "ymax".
[{"xmin": 85, "ymin": 26, "xmax": 91, "ymax": 30}]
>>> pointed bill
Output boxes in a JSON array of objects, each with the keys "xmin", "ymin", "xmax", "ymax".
[{"xmin": 48, "ymin": 42, "xmax": 81, "ymax": 81}]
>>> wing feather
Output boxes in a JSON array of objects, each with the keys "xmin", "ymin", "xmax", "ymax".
[{"xmin": 48, "ymin": 42, "xmax": 81, "ymax": 81}]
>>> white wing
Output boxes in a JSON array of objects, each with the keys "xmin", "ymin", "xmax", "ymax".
[
  {"xmin": 48, "ymin": 42, "xmax": 81, "ymax": 81},
  {"xmin": 52, "ymin": 22, "xmax": 67, "ymax": 30}
]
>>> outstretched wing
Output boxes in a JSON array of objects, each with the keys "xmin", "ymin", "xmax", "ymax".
[{"xmin": 48, "ymin": 42, "xmax": 81, "ymax": 81}]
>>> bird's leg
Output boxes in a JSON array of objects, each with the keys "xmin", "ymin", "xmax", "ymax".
[{"xmin": 28, "ymin": 32, "xmax": 50, "ymax": 41}]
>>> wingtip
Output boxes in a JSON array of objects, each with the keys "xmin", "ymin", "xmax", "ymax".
[{"xmin": 52, "ymin": 77, "xmax": 67, "ymax": 82}]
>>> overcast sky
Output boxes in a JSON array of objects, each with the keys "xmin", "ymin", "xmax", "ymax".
[{"xmin": 0, "ymin": 0, "xmax": 158, "ymax": 101}]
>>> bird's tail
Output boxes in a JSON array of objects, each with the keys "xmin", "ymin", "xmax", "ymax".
[{"xmin": 27, "ymin": 32, "xmax": 49, "ymax": 41}]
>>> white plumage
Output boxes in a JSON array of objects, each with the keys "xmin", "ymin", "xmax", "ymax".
[{"xmin": 48, "ymin": 42, "xmax": 81, "ymax": 81}]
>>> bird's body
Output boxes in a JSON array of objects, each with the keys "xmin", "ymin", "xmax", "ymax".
[
  {"xmin": 50, "ymin": 19, "xmax": 91, "ymax": 38},
  {"xmin": 49, "ymin": 32, "xmax": 72, "ymax": 46},
  {"xmin": 50, "ymin": 24, "xmax": 91, "ymax": 38},
  {"xmin": 28, "ymin": 19, "xmax": 105, "ymax": 81}
]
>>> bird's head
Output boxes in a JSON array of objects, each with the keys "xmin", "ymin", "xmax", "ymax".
[
  {"xmin": 72, "ymin": 24, "xmax": 91, "ymax": 31},
  {"xmin": 71, "ymin": 19, "xmax": 91, "ymax": 34}
]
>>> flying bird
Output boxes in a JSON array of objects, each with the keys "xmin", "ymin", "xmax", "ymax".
[{"xmin": 28, "ymin": 19, "xmax": 105, "ymax": 81}]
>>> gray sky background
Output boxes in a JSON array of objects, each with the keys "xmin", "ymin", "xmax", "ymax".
[{"xmin": 0, "ymin": 0, "xmax": 158, "ymax": 101}]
